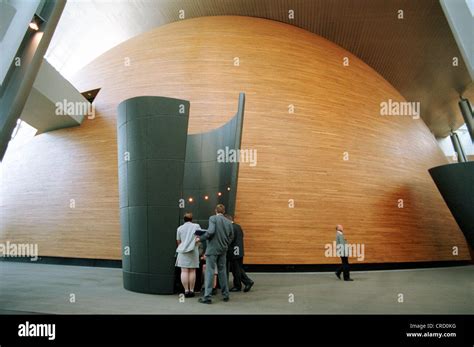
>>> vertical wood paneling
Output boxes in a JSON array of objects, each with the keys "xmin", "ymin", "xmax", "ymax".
[{"xmin": 0, "ymin": 16, "xmax": 470, "ymax": 263}]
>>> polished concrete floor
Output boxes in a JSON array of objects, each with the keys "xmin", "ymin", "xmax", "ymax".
[{"xmin": 0, "ymin": 262, "xmax": 473, "ymax": 314}]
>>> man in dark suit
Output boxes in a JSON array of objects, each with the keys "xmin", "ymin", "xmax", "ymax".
[
  {"xmin": 226, "ymin": 215, "xmax": 254, "ymax": 292},
  {"xmin": 196, "ymin": 204, "xmax": 234, "ymax": 304}
]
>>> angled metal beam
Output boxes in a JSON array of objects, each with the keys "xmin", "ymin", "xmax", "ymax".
[{"xmin": 0, "ymin": 0, "xmax": 66, "ymax": 161}]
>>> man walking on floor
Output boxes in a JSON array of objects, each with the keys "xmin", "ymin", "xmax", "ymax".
[
  {"xmin": 226, "ymin": 215, "xmax": 254, "ymax": 292},
  {"xmin": 335, "ymin": 224, "xmax": 353, "ymax": 281},
  {"xmin": 196, "ymin": 204, "xmax": 234, "ymax": 304}
]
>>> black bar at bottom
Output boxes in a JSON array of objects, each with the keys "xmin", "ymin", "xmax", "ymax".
[{"xmin": 0, "ymin": 314, "xmax": 472, "ymax": 345}]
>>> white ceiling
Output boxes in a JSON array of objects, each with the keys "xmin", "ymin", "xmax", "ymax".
[{"xmin": 46, "ymin": 0, "xmax": 171, "ymax": 79}]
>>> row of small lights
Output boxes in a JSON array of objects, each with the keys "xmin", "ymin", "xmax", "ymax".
[{"xmin": 187, "ymin": 187, "xmax": 231, "ymax": 203}]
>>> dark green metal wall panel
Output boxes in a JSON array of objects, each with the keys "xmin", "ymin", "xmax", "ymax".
[
  {"xmin": 128, "ymin": 206, "xmax": 148, "ymax": 273},
  {"xmin": 185, "ymin": 134, "xmax": 203, "ymax": 162},
  {"xmin": 117, "ymin": 96, "xmax": 189, "ymax": 294},
  {"xmin": 126, "ymin": 119, "xmax": 147, "ymax": 161},
  {"xmin": 183, "ymin": 162, "xmax": 201, "ymax": 189},
  {"xmin": 127, "ymin": 160, "xmax": 147, "ymax": 206},
  {"xmin": 119, "ymin": 207, "xmax": 130, "ymax": 272},
  {"xmin": 148, "ymin": 206, "xmax": 180, "ymax": 273},
  {"xmin": 118, "ymin": 164, "xmax": 128, "ymax": 208},
  {"xmin": 147, "ymin": 117, "xmax": 188, "ymax": 159},
  {"xmin": 147, "ymin": 160, "xmax": 185, "ymax": 205},
  {"xmin": 182, "ymin": 93, "xmax": 245, "ymax": 229},
  {"xmin": 117, "ymin": 94, "xmax": 243, "ymax": 294},
  {"xmin": 117, "ymin": 125, "xmax": 127, "ymax": 164},
  {"xmin": 227, "ymin": 93, "xmax": 245, "ymax": 216},
  {"xmin": 429, "ymin": 162, "xmax": 474, "ymax": 248}
]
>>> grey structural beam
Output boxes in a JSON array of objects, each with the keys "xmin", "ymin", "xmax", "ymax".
[
  {"xmin": 0, "ymin": 0, "xmax": 66, "ymax": 161},
  {"xmin": 440, "ymin": 0, "xmax": 474, "ymax": 80},
  {"xmin": 20, "ymin": 59, "xmax": 87, "ymax": 134},
  {"xmin": 458, "ymin": 97, "xmax": 474, "ymax": 142},
  {"xmin": 450, "ymin": 132, "xmax": 468, "ymax": 163}
]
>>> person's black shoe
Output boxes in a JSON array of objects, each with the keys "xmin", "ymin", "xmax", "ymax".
[
  {"xmin": 230, "ymin": 287, "xmax": 241, "ymax": 292},
  {"xmin": 212, "ymin": 288, "xmax": 217, "ymax": 295},
  {"xmin": 344, "ymin": 278, "xmax": 354, "ymax": 281},
  {"xmin": 223, "ymin": 297, "xmax": 230, "ymax": 302},
  {"xmin": 183, "ymin": 292, "xmax": 190, "ymax": 298},
  {"xmin": 188, "ymin": 292, "xmax": 195, "ymax": 297},
  {"xmin": 335, "ymin": 272, "xmax": 341, "ymax": 280},
  {"xmin": 198, "ymin": 298, "xmax": 212, "ymax": 304},
  {"xmin": 243, "ymin": 281, "xmax": 254, "ymax": 292}
]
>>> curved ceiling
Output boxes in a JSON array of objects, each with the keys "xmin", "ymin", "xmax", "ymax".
[{"xmin": 45, "ymin": 0, "xmax": 473, "ymax": 137}]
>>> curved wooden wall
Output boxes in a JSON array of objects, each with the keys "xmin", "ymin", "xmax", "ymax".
[{"xmin": 0, "ymin": 16, "xmax": 469, "ymax": 264}]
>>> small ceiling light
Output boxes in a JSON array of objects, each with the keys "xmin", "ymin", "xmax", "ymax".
[
  {"xmin": 29, "ymin": 14, "xmax": 44, "ymax": 31},
  {"xmin": 227, "ymin": 187, "xmax": 231, "ymax": 191},
  {"xmin": 29, "ymin": 21, "xmax": 39, "ymax": 31},
  {"xmin": 188, "ymin": 197, "xmax": 193, "ymax": 203},
  {"xmin": 217, "ymin": 192, "xmax": 222, "ymax": 197},
  {"xmin": 204, "ymin": 195, "xmax": 209, "ymax": 200}
]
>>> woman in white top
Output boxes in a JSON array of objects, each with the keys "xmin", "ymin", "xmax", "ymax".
[{"xmin": 176, "ymin": 212, "xmax": 201, "ymax": 297}]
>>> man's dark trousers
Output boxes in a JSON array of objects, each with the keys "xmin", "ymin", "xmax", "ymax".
[
  {"xmin": 336, "ymin": 256, "xmax": 350, "ymax": 280},
  {"xmin": 230, "ymin": 257, "xmax": 252, "ymax": 289}
]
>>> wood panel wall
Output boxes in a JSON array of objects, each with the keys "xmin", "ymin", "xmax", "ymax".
[{"xmin": 0, "ymin": 16, "xmax": 470, "ymax": 264}]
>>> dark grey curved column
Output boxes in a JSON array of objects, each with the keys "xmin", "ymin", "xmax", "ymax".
[
  {"xmin": 429, "ymin": 162, "xmax": 474, "ymax": 248},
  {"xmin": 182, "ymin": 93, "xmax": 245, "ymax": 228},
  {"xmin": 227, "ymin": 93, "xmax": 245, "ymax": 216},
  {"xmin": 117, "ymin": 96, "xmax": 189, "ymax": 294}
]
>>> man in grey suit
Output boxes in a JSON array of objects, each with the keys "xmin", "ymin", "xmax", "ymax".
[
  {"xmin": 197, "ymin": 204, "xmax": 234, "ymax": 304},
  {"xmin": 335, "ymin": 224, "xmax": 353, "ymax": 281}
]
